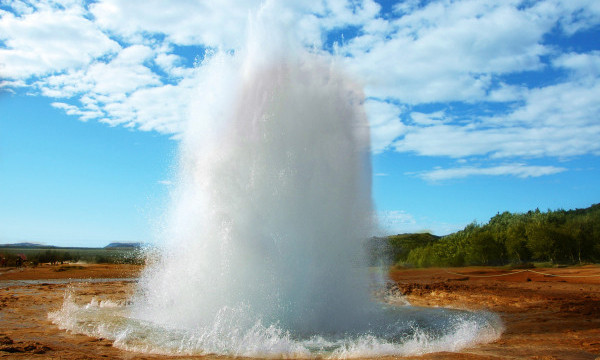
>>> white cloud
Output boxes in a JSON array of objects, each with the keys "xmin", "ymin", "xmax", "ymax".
[
  {"xmin": 416, "ymin": 163, "xmax": 567, "ymax": 181},
  {"xmin": 341, "ymin": 1, "xmax": 551, "ymax": 103},
  {"xmin": 318, "ymin": 0, "xmax": 381, "ymax": 30},
  {"xmin": 0, "ymin": 3, "xmax": 120, "ymax": 79},
  {"xmin": 392, "ymin": 71, "xmax": 600, "ymax": 160},
  {"xmin": 154, "ymin": 52, "xmax": 190, "ymax": 78},
  {"xmin": 394, "ymin": 121, "xmax": 600, "ymax": 160},
  {"xmin": 553, "ymin": 51, "xmax": 600, "ymax": 77},
  {"xmin": 89, "ymin": 0, "xmax": 262, "ymax": 48},
  {"xmin": 3, "ymin": 0, "xmax": 34, "ymax": 15},
  {"xmin": 40, "ymin": 45, "xmax": 159, "ymax": 97},
  {"xmin": 393, "ymin": 0, "xmax": 421, "ymax": 16},
  {"xmin": 365, "ymin": 99, "xmax": 406, "ymax": 153},
  {"xmin": 533, "ymin": 0, "xmax": 600, "ymax": 35},
  {"xmin": 410, "ymin": 111, "xmax": 447, "ymax": 126},
  {"xmin": 0, "ymin": 0, "xmax": 599, "ymax": 180},
  {"xmin": 487, "ymin": 82, "xmax": 527, "ymax": 102},
  {"xmin": 51, "ymin": 102, "xmax": 103, "ymax": 121},
  {"xmin": 112, "ymin": 79, "xmax": 196, "ymax": 133},
  {"xmin": 505, "ymin": 79, "xmax": 600, "ymax": 129},
  {"xmin": 34, "ymin": 42, "xmax": 195, "ymax": 133}
]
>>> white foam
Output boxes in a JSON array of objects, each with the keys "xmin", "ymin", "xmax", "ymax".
[{"xmin": 50, "ymin": 291, "xmax": 503, "ymax": 358}]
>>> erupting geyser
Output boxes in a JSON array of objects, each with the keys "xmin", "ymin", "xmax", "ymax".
[
  {"xmin": 49, "ymin": 8, "xmax": 503, "ymax": 358},
  {"xmin": 135, "ymin": 56, "xmax": 376, "ymax": 336}
]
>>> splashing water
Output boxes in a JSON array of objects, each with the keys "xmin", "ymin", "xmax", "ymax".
[{"xmin": 50, "ymin": 6, "xmax": 503, "ymax": 358}]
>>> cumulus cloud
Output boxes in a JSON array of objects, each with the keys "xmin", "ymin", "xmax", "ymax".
[
  {"xmin": 537, "ymin": 0, "xmax": 600, "ymax": 35},
  {"xmin": 365, "ymin": 99, "xmax": 406, "ymax": 153},
  {"xmin": 337, "ymin": 0, "xmax": 600, "ymax": 169},
  {"xmin": 35, "ymin": 43, "xmax": 189, "ymax": 131},
  {"xmin": 1, "ymin": 0, "xmax": 599, "ymax": 180},
  {"xmin": 89, "ymin": 0, "xmax": 260, "ymax": 48},
  {"xmin": 0, "ymin": 2, "xmax": 120, "ymax": 79},
  {"xmin": 41, "ymin": 45, "xmax": 160, "ymax": 97},
  {"xmin": 341, "ymin": 1, "xmax": 551, "ymax": 103},
  {"xmin": 410, "ymin": 111, "xmax": 447, "ymax": 126},
  {"xmin": 51, "ymin": 102, "xmax": 103, "ymax": 121},
  {"xmin": 553, "ymin": 51, "xmax": 600, "ymax": 77},
  {"xmin": 392, "ymin": 73, "xmax": 600, "ymax": 160},
  {"xmin": 112, "ymin": 79, "xmax": 196, "ymax": 133}
]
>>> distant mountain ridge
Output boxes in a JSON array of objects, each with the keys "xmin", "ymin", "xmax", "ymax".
[
  {"xmin": 0, "ymin": 242, "xmax": 54, "ymax": 248},
  {"xmin": 104, "ymin": 242, "xmax": 143, "ymax": 249},
  {"xmin": 0, "ymin": 242, "xmax": 144, "ymax": 249}
]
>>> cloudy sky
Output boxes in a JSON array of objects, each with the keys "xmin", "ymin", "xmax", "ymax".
[{"xmin": 1, "ymin": 0, "xmax": 599, "ymax": 246}]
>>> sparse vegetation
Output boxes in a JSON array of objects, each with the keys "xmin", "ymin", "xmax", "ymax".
[{"xmin": 0, "ymin": 246, "xmax": 145, "ymax": 266}]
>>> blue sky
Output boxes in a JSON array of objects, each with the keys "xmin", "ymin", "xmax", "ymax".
[{"xmin": 1, "ymin": 0, "xmax": 599, "ymax": 247}]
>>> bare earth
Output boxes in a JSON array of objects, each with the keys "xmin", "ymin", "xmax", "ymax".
[{"xmin": 1, "ymin": 263, "xmax": 599, "ymax": 359}]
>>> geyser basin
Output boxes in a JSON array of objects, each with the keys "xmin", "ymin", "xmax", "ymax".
[
  {"xmin": 50, "ymin": 293, "xmax": 502, "ymax": 358},
  {"xmin": 50, "ymin": 12, "xmax": 503, "ymax": 358}
]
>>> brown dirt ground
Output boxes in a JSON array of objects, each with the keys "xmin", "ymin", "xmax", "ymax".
[
  {"xmin": 0, "ymin": 263, "xmax": 599, "ymax": 359},
  {"xmin": 0, "ymin": 263, "xmax": 141, "ymax": 280},
  {"xmin": 387, "ymin": 265, "xmax": 600, "ymax": 360}
]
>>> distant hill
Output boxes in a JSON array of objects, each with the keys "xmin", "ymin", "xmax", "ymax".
[
  {"xmin": 0, "ymin": 242, "xmax": 54, "ymax": 248},
  {"xmin": 0, "ymin": 242, "xmax": 144, "ymax": 250},
  {"xmin": 104, "ymin": 242, "xmax": 143, "ymax": 249}
]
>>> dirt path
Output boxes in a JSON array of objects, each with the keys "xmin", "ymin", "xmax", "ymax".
[{"xmin": 0, "ymin": 264, "xmax": 599, "ymax": 359}]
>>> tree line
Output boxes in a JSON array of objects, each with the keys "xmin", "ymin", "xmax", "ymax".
[{"xmin": 368, "ymin": 203, "xmax": 600, "ymax": 267}]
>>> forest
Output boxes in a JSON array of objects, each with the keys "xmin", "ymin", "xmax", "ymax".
[{"xmin": 370, "ymin": 203, "xmax": 600, "ymax": 267}]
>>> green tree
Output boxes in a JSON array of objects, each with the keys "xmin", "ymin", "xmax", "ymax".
[
  {"xmin": 464, "ymin": 229, "xmax": 504, "ymax": 265},
  {"xmin": 505, "ymin": 220, "xmax": 530, "ymax": 263}
]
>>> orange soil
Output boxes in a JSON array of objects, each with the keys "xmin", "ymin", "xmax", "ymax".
[
  {"xmin": 0, "ymin": 264, "xmax": 599, "ymax": 359},
  {"xmin": 0, "ymin": 263, "xmax": 141, "ymax": 280},
  {"xmin": 388, "ymin": 265, "xmax": 600, "ymax": 360}
]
